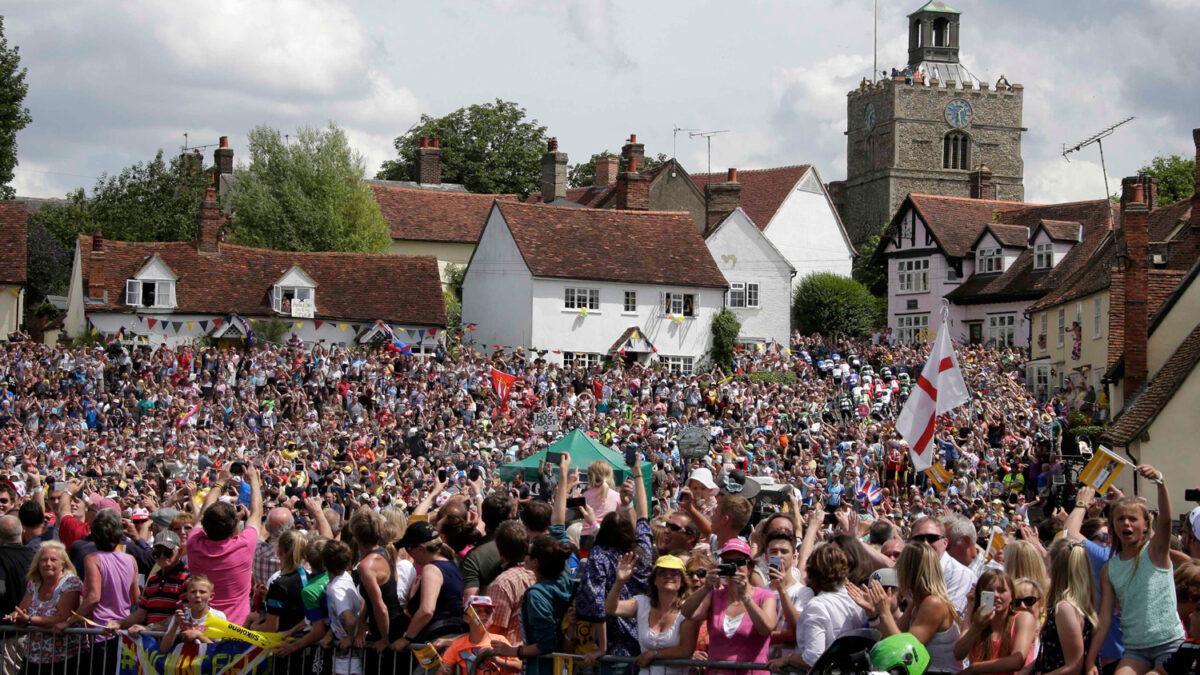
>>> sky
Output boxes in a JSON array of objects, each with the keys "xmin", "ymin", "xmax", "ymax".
[{"xmin": 6, "ymin": 0, "xmax": 1200, "ymax": 204}]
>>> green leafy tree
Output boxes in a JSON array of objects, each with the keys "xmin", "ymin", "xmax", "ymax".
[
  {"xmin": 851, "ymin": 233, "xmax": 886, "ymax": 296},
  {"xmin": 230, "ymin": 123, "xmax": 390, "ymax": 253},
  {"xmin": 0, "ymin": 17, "xmax": 31, "ymax": 200},
  {"xmin": 792, "ymin": 272, "xmax": 876, "ymax": 338},
  {"xmin": 568, "ymin": 151, "xmax": 669, "ymax": 188},
  {"xmin": 376, "ymin": 100, "xmax": 548, "ymax": 197},
  {"xmin": 25, "ymin": 216, "xmax": 70, "ymax": 305},
  {"xmin": 1139, "ymin": 154, "xmax": 1196, "ymax": 206},
  {"xmin": 709, "ymin": 309, "xmax": 741, "ymax": 370}
]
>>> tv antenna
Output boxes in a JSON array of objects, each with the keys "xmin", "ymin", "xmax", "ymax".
[
  {"xmin": 180, "ymin": 132, "xmax": 218, "ymax": 153},
  {"xmin": 1061, "ymin": 116, "xmax": 1135, "ymax": 200},
  {"xmin": 689, "ymin": 129, "xmax": 731, "ymax": 176},
  {"xmin": 672, "ymin": 126, "xmax": 699, "ymax": 160}
]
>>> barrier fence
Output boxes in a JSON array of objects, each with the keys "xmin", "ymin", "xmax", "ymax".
[
  {"xmin": 0, "ymin": 625, "xmax": 431, "ymax": 675},
  {"xmin": 466, "ymin": 650, "xmax": 773, "ymax": 675}
]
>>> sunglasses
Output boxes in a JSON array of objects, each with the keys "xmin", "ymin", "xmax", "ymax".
[
  {"xmin": 152, "ymin": 548, "xmax": 174, "ymax": 559},
  {"xmin": 723, "ymin": 557, "xmax": 751, "ymax": 567},
  {"xmin": 688, "ymin": 569, "xmax": 708, "ymax": 579},
  {"xmin": 664, "ymin": 522, "xmax": 685, "ymax": 533},
  {"xmin": 1014, "ymin": 596, "xmax": 1040, "ymax": 608},
  {"xmin": 910, "ymin": 534, "xmax": 943, "ymax": 544}
]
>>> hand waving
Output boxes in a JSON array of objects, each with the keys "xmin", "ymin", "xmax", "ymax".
[{"xmin": 615, "ymin": 552, "xmax": 636, "ymax": 584}]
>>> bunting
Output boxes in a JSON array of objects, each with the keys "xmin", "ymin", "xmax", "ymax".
[
  {"xmin": 338, "ymin": 323, "xmax": 348, "ymax": 331},
  {"xmin": 199, "ymin": 320, "xmax": 209, "ymax": 331},
  {"xmin": 186, "ymin": 321, "xmax": 195, "ymax": 331},
  {"xmin": 314, "ymin": 320, "xmax": 323, "ymax": 330}
]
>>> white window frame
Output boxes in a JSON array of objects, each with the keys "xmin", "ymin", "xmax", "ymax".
[
  {"xmin": 987, "ymin": 314, "xmax": 1016, "ymax": 347},
  {"xmin": 1034, "ymin": 242, "xmax": 1053, "ymax": 270},
  {"xmin": 976, "ymin": 248, "xmax": 1003, "ymax": 274},
  {"xmin": 727, "ymin": 282, "xmax": 760, "ymax": 309},
  {"xmin": 125, "ymin": 279, "xmax": 176, "ymax": 309},
  {"xmin": 896, "ymin": 259, "xmax": 930, "ymax": 294},
  {"xmin": 271, "ymin": 285, "xmax": 314, "ymax": 313},
  {"xmin": 896, "ymin": 313, "xmax": 930, "ymax": 344},
  {"xmin": 623, "ymin": 291, "xmax": 637, "ymax": 313},
  {"xmin": 1031, "ymin": 364, "xmax": 1051, "ymax": 398},
  {"xmin": 564, "ymin": 287, "xmax": 600, "ymax": 311},
  {"xmin": 663, "ymin": 355, "xmax": 694, "ymax": 375},
  {"xmin": 1093, "ymin": 297, "xmax": 1102, "ymax": 338},
  {"xmin": 662, "ymin": 292, "xmax": 697, "ymax": 317},
  {"xmin": 1057, "ymin": 308, "xmax": 1065, "ymax": 347},
  {"xmin": 562, "ymin": 352, "xmax": 601, "ymax": 369}
]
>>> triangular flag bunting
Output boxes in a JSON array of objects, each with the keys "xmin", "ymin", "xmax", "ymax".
[
  {"xmin": 199, "ymin": 320, "xmax": 209, "ymax": 331},
  {"xmin": 186, "ymin": 321, "xmax": 195, "ymax": 331},
  {"xmin": 212, "ymin": 318, "xmax": 223, "ymax": 329},
  {"xmin": 147, "ymin": 319, "xmax": 157, "ymax": 329},
  {"xmin": 294, "ymin": 322, "xmax": 303, "ymax": 330},
  {"xmin": 338, "ymin": 323, "xmax": 348, "ymax": 331},
  {"xmin": 314, "ymin": 320, "xmax": 323, "ymax": 330}
]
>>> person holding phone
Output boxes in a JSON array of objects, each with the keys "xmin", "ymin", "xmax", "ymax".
[
  {"xmin": 767, "ymin": 544, "xmax": 861, "ymax": 673},
  {"xmin": 682, "ymin": 538, "xmax": 777, "ymax": 675},
  {"xmin": 952, "ymin": 569, "xmax": 1037, "ymax": 674}
]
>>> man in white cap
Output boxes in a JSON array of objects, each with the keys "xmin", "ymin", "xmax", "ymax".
[{"xmin": 439, "ymin": 596, "xmax": 519, "ymax": 675}]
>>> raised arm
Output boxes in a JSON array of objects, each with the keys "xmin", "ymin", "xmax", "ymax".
[
  {"xmin": 1138, "ymin": 465, "xmax": 1173, "ymax": 568},
  {"xmin": 552, "ymin": 454, "xmax": 573, "ymax": 527},
  {"xmin": 1064, "ymin": 486, "xmax": 1094, "ymax": 542},
  {"xmin": 244, "ymin": 465, "xmax": 263, "ymax": 534},
  {"xmin": 631, "ymin": 455, "xmax": 649, "ymax": 521}
]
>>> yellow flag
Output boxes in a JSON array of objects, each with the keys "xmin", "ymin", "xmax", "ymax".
[
  {"xmin": 186, "ymin": 322, "xmax": 195, "ymax": 330},
  {"xmin": 1078, "ymin": 446, "xmax": 1130, "ymax": 494},
  {"xmin": 294, "ymin": 322, "xmax": 303, "ymax": 330},
  {"xmin": 203, "ymin": 612, "xmax": 286, "ymax": 648},
  {"xmin": 985, "ymin": 530, "xmax": 1007, "ymax": 562},
  {"xmin": 923, "ymin": 463, "xmax": 953, "ymax": 492},
  {"xmin": 339, "ymin": 323, "xmax": 348, "ymax": 330}
]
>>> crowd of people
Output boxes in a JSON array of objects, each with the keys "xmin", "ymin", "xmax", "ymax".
[{"xmin": 0, "ymin": 330, "xmax": 1196, "ymax": 675}]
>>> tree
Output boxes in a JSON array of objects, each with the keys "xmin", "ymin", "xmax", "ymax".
[
  {"xmin": 709, "ymin": 309, "xmax": 741, "ymax": 370},
  {"xmin": 230, "ymin": 123, "xmax": 390, "ymax": 253},
  {"xmin": 376, "ymin": 100, "xmax": 548, "ymax": 197},
  {"xmin": 1139, "ymin": 154, "xmax": 1196, "ymax": 206},
  {"xmin": 792, "ymin": 272, "xmax": 876, "ymax": 338},
  {"xmin": 568, "ymin": 151, "xmax": 669, "ymax": 188},
  {"xmin": 851, "ymin": 233, "xmax": 886, "ymax": 296},
  {"xmin": 25, "ymin": 216, "xmax": 70, "ymax": 306},
  {"xmin": 0, "ymin": 17, "xmax": 31, "ymax": 200}
]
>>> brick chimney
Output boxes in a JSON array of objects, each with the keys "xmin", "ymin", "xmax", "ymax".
[
  {"xmin": 968, "ymin": 165, "xmax": 993, "ymax": 200},
  {"xmin": 615, "ymin": 155, "xmax": 649, "ymax": 211},
  {"xmin": 88, "ymin": 232, "xmax": 105, "ymax": 300},
  {"xmin": 705, "ymin": 168, "xmax": 742, "ymax": 233},
  {"xmin": 214, "ymin": 136, "xmax": 234, "ymax": 176},
  {"xmin": 180, "ymin": 149, "xmax": 203, "ymax": 177},
  {"xmin": 198, "ymin": 186, "xmax": 224, "ymax": 255},
  {"xmin": 595, "ymin": 156, "xmax": 619, "ymax": 187},
  {"xmin": 1121, "ymin": 177, "xmax": 1150, "ymax": 401},
  {"xmin": 621, "ymin": 134, "xmax": 644, "ymax": 173},
  {"xmin": 415, "ymin": 136, "xmax": 442, "ymax": 185},
  {"xmin": 540, "ymin": 138, "xmax": 568, "ymax": 204}
]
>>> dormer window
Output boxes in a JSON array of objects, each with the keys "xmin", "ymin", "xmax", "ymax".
[
  {"xmin": 976, "ymin": 248, "xmax": 1003, "ymax": 273},
  {"xmin": 1034, "ymin": 242, "xmax": 1053, "ymax": 270},
  {"xmin": 272, "ymin": 266, "xmax": 317, "ymax": 316},
  {"xmin": 124, "ymin": 255, "xmax": 177, "ymax": 309}
]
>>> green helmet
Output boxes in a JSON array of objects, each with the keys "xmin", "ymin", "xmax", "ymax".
[{"xmin": 868, "ymin": 633, "xmax": 930, "ymax": 675}]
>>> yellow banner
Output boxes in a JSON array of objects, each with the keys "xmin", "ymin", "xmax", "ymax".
[
  {"xmin": 985, "ymin": 530, "xmax": 1007, "ymax": 563},
  {"xmin": 202, "ymin": 612, "xmax": 285, "ymax": 648},
  {"xmin": 1078, "ymin": 445, "xmax": 1130, "ymax": 494},
  {"xmin": 924, "ymin": 463, "xmax": 953, "ymax": 492}
]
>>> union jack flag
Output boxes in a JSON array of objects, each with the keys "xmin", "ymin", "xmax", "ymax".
[{"xmin": 855, "ymin": 476, "xmax": 882, "ymax": 505}]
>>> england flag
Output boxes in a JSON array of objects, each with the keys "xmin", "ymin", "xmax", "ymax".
[{"xmin": 894, "ymin": 310, "xmax": 970, "ymax": 472}]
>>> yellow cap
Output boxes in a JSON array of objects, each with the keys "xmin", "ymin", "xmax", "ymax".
[{"xmin": 653, "ymin": 555, "xmax": 686, "ymax": 572}]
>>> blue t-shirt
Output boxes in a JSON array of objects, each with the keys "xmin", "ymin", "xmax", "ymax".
[{"xmin": 1084, "ymin": 539, "xmax": 1124, "ymax": 659}]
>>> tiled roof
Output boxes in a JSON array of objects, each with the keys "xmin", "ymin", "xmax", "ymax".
[
  {"xmin": 1103, "ymin": 321, "xmax": 1200, "ymax": 446},
  {"xmin": 1038, "ymin": 220, "xmax": 1082, "ymax": 242},
  {"xmin": 903, "ymin": 195, "xmax": 1032, "ymax": 258},
  {"xmin": 0, "ymin": 202, "xmax": 28, "ymax": 284},
  {"xmin": 526, "ymin": 185, "xmax": 612, "ymax": 207},
  {"xmin": 494, "ymin": 201, "xmax": 727, "ymax": 288},
  {"xmin": 371, "ymin": 184, "xmax": 515, "ymax": 244},
  {"xmin": 973, "ymin": 223, "xmax": 1029, "ymax": 249},
  {"xmin": 689, "ymin": 165, "xmax": 811, "ymax": 231},
  {"xmin": 79, "ymin": 236, "xmax": 445, "ymax": 326}
]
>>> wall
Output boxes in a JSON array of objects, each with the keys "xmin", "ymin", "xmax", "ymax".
[
  {"xmin": 705, "ymin": 209, "xmax": 793, "ymax": 345},
  {"xmin": 884, "ymin": 208, "xmax": 966, "ymax": 340},
  {"xmin": 528, "ymin": 278, "xmax": 723, "ymax": 364},
  {"xmin": 763, "ymin": 170, "xmax": 854, "ymax": 278},
  {"xmin": 1147, "ymin": 274, "xmax": 1200, "ymax": 377},
  {"xmin": 647, "ymin": 170, "xmax": 706, "ymax": 234},
  {"xmin": 1124, "ymin": 367, "xmax": 1200, "ymax": 511},
  {"xmin": 0, "ymin": 285, "xmax": 22, "ymax": 336},
  {"xmin": 957, "ymin": 299, "xmax": 1033, "ymax": 347},
  {"xmin": 1028, "ymin": 290, "xmax": 1110, "ymax": 393},
  {"xmin": 83, "ymin": 312, "xmax": 441, "ymax": 349},
  {"xmin": 461, "ymin": 209, "xmax": 533, "ymax": 352},
  {"xmin": 390, "ymin": 240, "xmax": 476, "ymax": 287}
]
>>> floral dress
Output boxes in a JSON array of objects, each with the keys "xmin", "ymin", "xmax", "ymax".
[{"xmin": 27, "ymin": 574, "xmax": 84, "ymax": 665}]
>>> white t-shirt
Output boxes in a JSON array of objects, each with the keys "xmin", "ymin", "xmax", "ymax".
[
  {"xmin": 394, "ymin": 559, "xmax": 417, "ymax": 605},
  {"xmin": 794, "ymin": 586, "xmax": 867, "ymax": 666},
  {"xmin": 165, "ymin": 606, "xmax": 227, "ymax": 637},
  {"xmin": 940, "ymin": 551, "xmax": 974, "ymax": 617},
  {"xmin": 327, "ymin": 572, "xmax": 364, "ymax": 640}
]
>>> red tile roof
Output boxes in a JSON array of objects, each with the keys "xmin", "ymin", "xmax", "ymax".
[
  {"xmin": 973, "ymin": 223, "xmax": 1029, "ymax": 249},
  {"xmin": 689, "ymin": 165, "xmax": 811, "ymax": 231},
  {"xmin": 493, "ymin": 201, "xmax": 727, "ymax": 288},
  {"xmin": 371, "ymin": 185, "xmax": 515, "ymax": 244},
  {"xmin": 904, "ymin": 195, "xmax": 1032, "ymax": 258},
  {"xmin": 1103, "ymin": 321, "xmax": 1200, "ymax": 446},
  {"xmin": 79, "ymin": 236, "xmax": 445, "ymax": 326},
  {"xmin": 0, "ymin": 202, "xmax": 28, "ymax": 284},
  {"xmin": 1037, "ymin": 220, "xmax": 1083, "ymax": 242}
]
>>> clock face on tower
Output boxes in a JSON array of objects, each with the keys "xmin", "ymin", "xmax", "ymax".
[
  {"xmin": 864, "ymin": 103, "xmax": 877, "ymax": 132},
  {"xmin": 945, "ymin": 99, "xmax": 973, "ymax": 128}
]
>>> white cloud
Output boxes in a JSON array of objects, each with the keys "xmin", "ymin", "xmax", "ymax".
[
  {"xmin": 481, "ymin": 0, "xmax": 633, "ymax": 71},
  {"xmin": 10, "ymin": 160, "xmax": 86, "ymax": 199},
  {"xmin": 1025, "ymin": 157, "xmax": 1116, "ymax": 204}
]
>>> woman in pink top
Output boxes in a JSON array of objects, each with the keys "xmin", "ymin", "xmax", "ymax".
[
  {"xmin": 188, "ymin": 464, "xmax": 264, "ymax": 626},
  {"xmin": 583, "ymin": 461, "xmax": 620, "ymax": 534},
  {"xmin": 680, "ymin": 539, "xmax": 777, "ymax": 675}
]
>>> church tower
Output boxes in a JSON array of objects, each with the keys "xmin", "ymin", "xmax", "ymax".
[{"xmin": 832, "ymin": 1, "xmax": 1025, "ymax": 244}]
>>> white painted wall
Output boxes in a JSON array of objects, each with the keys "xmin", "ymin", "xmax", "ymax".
[
  {"xmin": 528, "ymin": 278, "xmax": 724, "ymax": 364},
  {"xmin": 0, "ymin": 285, "xmax": 22, "ymax": 336},
  {"xmin": 461, "ymin": 207, "xmax": 533, "ymax": 351},
  {"xmin": 706, "ymin": 208, "xmax": 794, "ymax": 345},
  {"xmin": 957, "ymin": 299, "xmax": 1034, "ymax": 347},
  {"xmin": 1148, "ymin": 273, "xmax": 1200, "ymax": 377},
  {"xmin": 885, "ymin": 209, "xmax": 968, "ymax": 341},
  {"xmin": 762, "ymin": 170, "xmax": 854, "ymax": 279}
]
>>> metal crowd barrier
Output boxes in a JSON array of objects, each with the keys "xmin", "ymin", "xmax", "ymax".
[
  {"xmin": 0, "ymin": 625, "xmax": 430, "ymax": 675},
  {"xmin": 466, "ymin": 650, "xmax": 774, "ymax": 675}
]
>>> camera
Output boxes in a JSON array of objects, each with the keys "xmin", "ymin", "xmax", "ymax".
[{"xmin": 716, "ymin": 562, "xmax": 739, "ymax": 577}]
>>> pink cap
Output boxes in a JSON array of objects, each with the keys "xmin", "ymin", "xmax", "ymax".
[{"xmin": 719, "ymin": 538, "xmax": 752, "ymax": 556}]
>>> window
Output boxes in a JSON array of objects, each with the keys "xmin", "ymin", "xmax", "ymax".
[
  {"xmin": 897, "ymin": 259, "xmax": 929, "ymax": 294},
  {"xmin": 1031, "ymin": 364, "xmax": 1051, "ymax": 398},
  {"xmin": 562, "ymin": 352, "xmax": 601, "ymax": 369},
  {"xmin": 1093, "ymin": 297, "xmax": 1102, "ymax": 338},
  {"xmin": 623, "ymin": 291, "xmax": 637, "ymax": 313},
  {"xmin": 946, "ymin": 265, "xmax": 962, "ymax": 283},
  {"xmin": 1040, "ymin": 313, "xmax": 1047, "ymax": 344},
  {"xmin": 976, "ymin": 248, "xmax": 1003, "ymax": 274},
  {"xmin": 271, "ymin": 285, "xmax": 314, "ymax": 314},
  {"xmin": 564, "ymin": 287, "xmax": 600, "ymax": 311},
  {"xmin": 943, "ymin": 131, "xmax": 969, "ymax": 170},
  {"xmin": 988, "ymin": 314, "xmax": 1016, "ymax": 347},
  {"xmin": 1057, "ymin": 308, "xmax": 1065, "ymax": 347},
  {"xmin": 125, "ymin": 279, "xmax": 175, "ymax": 309},
  {"xmin": 1034, "ymin": 243, "xmax": 1053, "ymax": 270},
  {"xmin": 663, "ymin": 356, "xmax": 694, "ymax": 375},
  {"xmin": 896, "ymin": 313, "xmax": 930, "ymax": 344},
  {"xmin": 663, "ymin": 293, "xmax": 696, "ymax": 317},
  {"xmin": 1075, "ymin": 302, "xmax": 1082, "ymax": 328},
  {"xmin": 728, "ymin": 282, "xmax": 760, "ymax": 309}
]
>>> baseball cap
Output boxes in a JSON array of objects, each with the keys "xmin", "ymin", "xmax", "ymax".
[
  {"xmin": 719, "ymin": 538, "xmax": 753, "ymax": 557},
  {"xmin": 152, "ymin": 530, "xmax": 182, "ymax": 551},
  {"xmin": 870, "ymin": 567, "xmax": 899, "ymax": 588},
  {"xmin": 87, "ymin": 494, "xmax": 120, "ymax": 513},
  {"xmin": 397, "ymin": 521, "xmax": 439, "ymax": 550},
  {"xmin": 654, "ymin": 555, "xmax": 687, "ymax": 572},
  {"xmin": 130, "ymin": 508, "xmax": 150, "ymax": 522},
  {"xmin": 149, "ymin": 508, "xmax": 181, "ymax": 528},
  {"xmin": 688, "ymin": 468, "xmax": 717, "ymax": 491}
]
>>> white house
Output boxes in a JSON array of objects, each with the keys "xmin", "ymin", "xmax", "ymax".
[
  {"xmin": 462, "ymin": 200, "xmax": 729, "ymax": 372},
  {"xmin": 0, "ymin": 202, "xmax": 26, "ymax": 338},
  {"xmin": 704, "ymin": 207, "xmax": 795, "ymax": 347},
  {"xmin": 65, "ymin": 188, "xmax": 446, "ymax": 348},
  {"xmin": 878, "ymin": 192, "xmax": 1112, "ymax": 346}
]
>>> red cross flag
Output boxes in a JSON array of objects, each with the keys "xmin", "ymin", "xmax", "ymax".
[
  {"xmin": 895, "ymin": 312, "xmax": 970, "ymax": 472},
  {"xmin": 491, "ymin": 368, "xmax": 516, "ymax": 410}
]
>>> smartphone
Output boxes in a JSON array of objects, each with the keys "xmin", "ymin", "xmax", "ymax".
[
  {"xmin": 769, "ymin": 556, "xmax": 782, "ymax": 571},
  {"xmin": 566, "ymin": 497, "xmax": 587, "ymax": 509},
  {"xmin": 438, "ymin": 469, "xmax": 448, "ymax": 483},
  {"xmin": 980, "ymin": 590, "xmax": 995, "ymax": 614},
  {"xmin": 624, "ymin": 447, "xmax": 638, "ymax": 468},
  {"xmin": 230, "ymin": 462, "xmax": 245, "ymax": 476},
  {"xmin": 546, "ymin": 452, "xmax": 562, "ymax": 466},
  {"xmin": 1186, "ymin": 489, "xmax": 1200, "ymax": 503}
]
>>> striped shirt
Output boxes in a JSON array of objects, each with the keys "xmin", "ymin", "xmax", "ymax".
[{"xmin": 138, "ymin": 562, "xmax": 189, "ymax": 626}]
